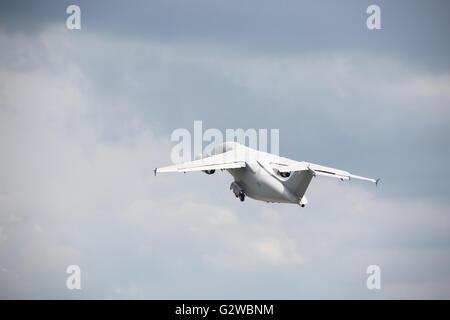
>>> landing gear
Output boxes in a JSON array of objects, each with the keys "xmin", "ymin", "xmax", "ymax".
[{"xmin": 230, "ymin": 182, "xmax": 246, "ymax": 202}]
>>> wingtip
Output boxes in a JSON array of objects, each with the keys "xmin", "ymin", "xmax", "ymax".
[{"xmin": 375, "ymin": 178, "xmax": 380, "ymax": 186}]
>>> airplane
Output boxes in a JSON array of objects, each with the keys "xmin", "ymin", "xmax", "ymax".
[{"xmin": 154, "ymin": 142, "xmax": 379, "ymax": 207}]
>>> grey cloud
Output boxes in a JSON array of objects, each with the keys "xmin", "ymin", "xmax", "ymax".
[
  {"xmin": 1, "ymin": 1, "xmax": 450, "ymax": 69},
  {"xmin": 1, "ymin": 4, "xmax": 450, "ymax": 299}
]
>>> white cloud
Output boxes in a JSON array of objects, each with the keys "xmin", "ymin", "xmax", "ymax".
[{"xmin": 253, "ymin": 237, "xmax": 304, "ymax": 265}]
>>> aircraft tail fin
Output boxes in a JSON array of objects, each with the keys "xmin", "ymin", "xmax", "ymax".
[{"xmin": 285, "ymin": 169, "xmax": 314, "ymax": 199}]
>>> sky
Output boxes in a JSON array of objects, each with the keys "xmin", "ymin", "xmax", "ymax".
[{"xmin": 0, "ymin": 0, "xmax": 449, "ymax": 299}]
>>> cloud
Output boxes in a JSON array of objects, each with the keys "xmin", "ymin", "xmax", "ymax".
[{"xmin": 0, "ymin": 25, "xmax": 449, "ymax": 299}]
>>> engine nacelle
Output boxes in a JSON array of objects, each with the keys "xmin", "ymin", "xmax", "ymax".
[
  {"xmin": 195, "ymin": 153, "xmax": 215, "ymax": 174},
  {"xmin": 280, "ymin": 171, "xmax": 291, "ymax": 178}
]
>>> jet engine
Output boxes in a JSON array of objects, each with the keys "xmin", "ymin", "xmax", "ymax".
[
  {"xmin": 280, "ymin": 171, "xmax": 291, "ymax": 178},
  {"xmin": 195, "ymin": 153, "xmax": 215, "ymax": 175}
]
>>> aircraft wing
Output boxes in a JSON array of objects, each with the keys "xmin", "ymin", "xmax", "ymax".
[
  {"xmin": 155, "ymin": 151, "xmax": 246, "ymax": 175},
  {"xmin": 271, "ymin": 161, "xmax": 379, "ymax": 185}
]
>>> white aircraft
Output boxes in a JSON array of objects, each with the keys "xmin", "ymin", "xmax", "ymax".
[{"xmin": 154, "ymin": 142, "xmax": 379, "ymax": 207}]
